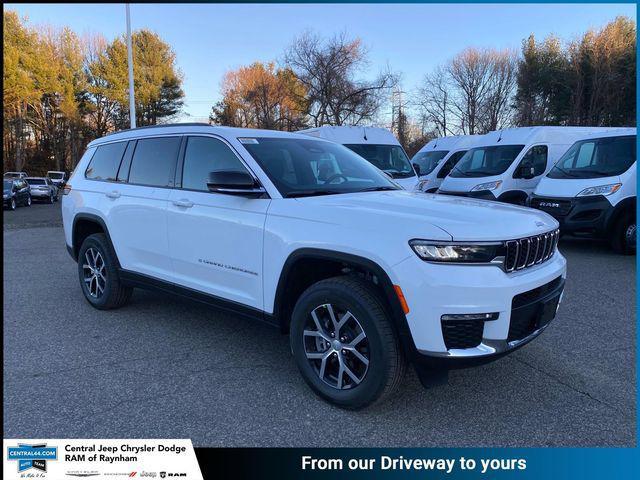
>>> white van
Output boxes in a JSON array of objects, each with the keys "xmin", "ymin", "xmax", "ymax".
[
  {"xmin": 298, "ymin": 126, "xmax": 419, "ymax": 190},
  {"xmin": 530, "ymin": 128, "xmax": 636, "ymax": 254},
  {"xmin": 438, "ymin": 127, "xmax": 616, "ymax": 205},
  {"xmin": 412, "ymin": 135, "xmax": 482, "ymax": 193}
]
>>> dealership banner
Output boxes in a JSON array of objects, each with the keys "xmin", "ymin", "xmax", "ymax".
[{"xmin": 3, "ymin": 439, "xmax": 203, "ymax": 480}]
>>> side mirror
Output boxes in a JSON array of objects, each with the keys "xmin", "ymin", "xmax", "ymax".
[
  {"xmin": 412, "ymin": 163, "xmax": 421, "ymax": 176},
  {"xmin": 207, "ymin": 170, "xmax": 266, "ymax": 198}
]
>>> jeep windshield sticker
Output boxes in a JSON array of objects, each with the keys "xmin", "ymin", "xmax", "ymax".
[{"xmin": 238, "ymin": 138, "xmax": 259, "ymax": 144}]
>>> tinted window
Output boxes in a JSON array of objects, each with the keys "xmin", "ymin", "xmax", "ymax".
[
  {"xmin": 437, "ymin": 150, "xmax": 467, "ymax": 178},
  {"xmin": 128, "ymin": 137, "xmax": 181, "ymax": 187},
  {"xmin": 449, "ymin": 145, "xmax": 525, "ymax": 178},
  {"xmin": 242, "ymin": 137, "xmax": 399, "ymax": 197},
  {"xmin": 85, "ymin": 142, "xmax": 127, "ymax": 181},
  {"xmin": 182, "ymin": 137, "xmax": 248, "ymax": 191},
  {"xmin": 26, "ymin": 178, "xmax": 46, "ymax": 185},
  {"xmin": 344, "ymin": 144, "xmax": 415, "ymax": 179},
  {"xmin": 411, "ymin": 150, "xmax": 449, "ymax": 176},
  {"xmin": 516, "ymin": 145, "xmax": 548, "ymax": 177},
  {"xmin": 548, "ymin": 135, "xmax": 636, "ymax": 179}
]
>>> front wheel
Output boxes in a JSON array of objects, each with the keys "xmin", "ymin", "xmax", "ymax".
[
  {"xmin": 289, "ymin": 276, "xmax": 406, "ymax": 409},
  {"xmin": 77, "ymin": 233, "xmax": 133, "ymax": 309},
  {"xmin": 26, "ymin": 195, "xmax": 32, "ymax": 207},
  {"xmin": 610, "ymin": 213, "xmax": 636, "ymax": 255},
  {"xmin": 8, "ymin": 198, "xmax": 16, "ymax": 210},
  {"xmin": 48, "ymin": 193, "xmax": 54, "ymax": 204}
]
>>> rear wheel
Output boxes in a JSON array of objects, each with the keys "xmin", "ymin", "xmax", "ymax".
[
  {"xmin": 48, "ymin": 192, "xmax": 54, "ymax": 204},
  {"xmin": 290, "ymin": 276, "xmax": 406, "ymax": 409},
  {"xmin": 77, "ymin": 233, "xmax": 133, "ymax": 309},
  {"xmin": 25, "ymin": 195, "xmax": 32, "ymax": 207},
  {"xmin": 8, "ymin": 198, "xmax": 16, "ymax": 210},
  {"xmin": 610, "ymin": 213, "xmax": 636, "ymax": 255}
]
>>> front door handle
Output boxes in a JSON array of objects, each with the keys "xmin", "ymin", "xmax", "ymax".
[
  {"xmin": 105, "ymin": 190, "xmax": 121, "ymax": 199},
  {"xmin": 173, "ymin": 199, "xmax": 194, "ymax": 208}
]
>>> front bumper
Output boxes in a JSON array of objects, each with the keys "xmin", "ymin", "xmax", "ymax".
[
  {"xmin": 529, "ymin": 195, "xmax": 613, "ymax": 238},
  {"xmin": 392, "ymin": 249, "xmax": 566, "ymax": 363},
  {"xmin": 437, "ymin": 189, "xmax": 497, "ymax": 201}
]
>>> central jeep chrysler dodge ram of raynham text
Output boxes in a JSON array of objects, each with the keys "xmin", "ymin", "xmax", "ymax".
[{"xmin": 62, "ymin": 124, "xmax": 566, "ymax": 408}]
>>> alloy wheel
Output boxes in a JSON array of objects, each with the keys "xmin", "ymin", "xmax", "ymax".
[
  {"xmin": 303, "ymin": 303, "xmax": 370, "ymax": 390},
  {"xmin": 625, "ymin": 223, "xmax": 636, "ymax": 248},
  {"xmin": 82, "ymin": 248, "xmax": 107, "ymax": 298},
  {"xmin": 10, "ymin": 198, "xmax": 16, "ymax": 210}
]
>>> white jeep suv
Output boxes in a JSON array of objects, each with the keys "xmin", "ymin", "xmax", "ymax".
[{"xmin": 62, "ymin": 124, "xmax": 566, "ymax": 409}]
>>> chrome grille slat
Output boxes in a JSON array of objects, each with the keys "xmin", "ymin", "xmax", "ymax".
[{"xmin": 503, "ymin": 229, "xmax": 559, "ymax": 273}]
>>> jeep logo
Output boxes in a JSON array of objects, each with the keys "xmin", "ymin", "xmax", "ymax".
[{"xmin": 539, "ymin": 202, "xmax": 560, "ymax": 208}]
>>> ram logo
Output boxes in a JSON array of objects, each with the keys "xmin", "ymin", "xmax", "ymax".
[{"xmin": 539, "ymin": 201, "xmax": 560, "ymax": 208}]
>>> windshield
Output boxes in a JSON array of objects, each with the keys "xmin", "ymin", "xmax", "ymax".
[
  {"xmin": 26, "ymin": 178, "xmax": 45, "ymax": 185},
  {"xmin": 241, "ymin": 137, "xmax": 401, "ymax": 197},
  {"xmin": 4, "ymin": 173, "xmax": 19, "ymax": 178},
  {"xmin": 344, "ymin": 144, "xmax": 415, "ymax": 179},
  {"xmin": 411, "ymin": 150, "xmax": 449, "ymax": 176},
  {"xmin": 48, "ymin": 172, "xmax": 64, "ymax": 179},
  {"xmin": 548, "ymin": 135, "xmax": 636, "ymax": 179},
  {"xmin": 3, "ymin": 180, "xmax": 12, "ymax": 190},
  {"xmin": 449, "ymin": 145, "xmax": 525, "ymax": 178}
]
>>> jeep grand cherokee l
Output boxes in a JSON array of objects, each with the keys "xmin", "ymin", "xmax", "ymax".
[{"xmin": 62, "ymin": 124, "xmax": 566, "ymax": 409}]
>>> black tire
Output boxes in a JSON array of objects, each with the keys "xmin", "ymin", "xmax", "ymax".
[
  {"xmin": 8, "ymin": 198, "xmax": 16, "ymax": 210},
  {"xmin": 25, "ymin": 195, "xmax": 32, "ymax": 207},
  {"xmin": 77, "ymin": 233, "xmax": 133, "ymax": 309},
  {"xmin": 290, "ymin": 276, "xmax": 406, "ymax": 409},
  {"xmin": 610, "ymin": 213, "xmax": 636, "ymax": 255},
  {"xmin": 48, "ymin": 193, "xmax": 54, "ymax": 204}
]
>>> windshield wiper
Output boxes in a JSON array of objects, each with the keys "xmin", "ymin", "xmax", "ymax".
[
  {"xmin": 355, "ymin": 186, "xmax": 399, "ymax": 193},
  {"xmin": 283, "ymin": 190, "xmax": 343, "ymax": 198},
  {"xmin": 551, "ymin": 166, "xmax": 578, "ymax": 178},
  {"xmin": 452, "ymin": 167, "xmax": 471, "ymax": 177}
]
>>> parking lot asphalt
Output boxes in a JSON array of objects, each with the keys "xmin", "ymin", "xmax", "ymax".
[{"xmin": 3, "ymin": 203, "xmax": 636, "ymax": 447}]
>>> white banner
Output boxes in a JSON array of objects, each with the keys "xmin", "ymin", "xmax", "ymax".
[{"xmin": 3, "ymin": 439, "xmax": 203, "ymax": 480}]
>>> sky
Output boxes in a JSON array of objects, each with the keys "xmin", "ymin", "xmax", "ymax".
[{"xmin": 5, "ymin": 3, "xmax": 636, "ymax": 122}]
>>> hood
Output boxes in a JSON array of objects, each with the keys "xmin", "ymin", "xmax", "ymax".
[
  {"xmin": 535, "ymin": 175, "xmax": 622, "ymax": 198},
  {"xmin": 439, "ymin": 174, "xmax": 504, "ymax": 193},
  {"xmin": 289, "ymin": 190, "xmax": 558, "ymax": 242}
]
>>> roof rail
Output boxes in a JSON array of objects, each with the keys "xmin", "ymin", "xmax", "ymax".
[{"xmin": 105, "ymin": 122, "xmax": 213, "ymax": 136}]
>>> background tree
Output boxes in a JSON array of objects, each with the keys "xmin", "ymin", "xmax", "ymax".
[
  {"xmin": 210, "ymin": 62, "xmax": 307, "ymax": 130},
  {"xmin": 284, "ymin": 31, "xmax": 398, "ymax": 126}
]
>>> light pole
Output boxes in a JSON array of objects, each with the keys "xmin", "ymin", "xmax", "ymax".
[{"xmin": 126, "ymin": 4, "xmax": 136, "ymax": 129}]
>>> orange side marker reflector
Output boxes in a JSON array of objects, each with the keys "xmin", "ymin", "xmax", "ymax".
[{"xmin": 393, "ymin": 285, "xmax": 410, "ymax": 315}]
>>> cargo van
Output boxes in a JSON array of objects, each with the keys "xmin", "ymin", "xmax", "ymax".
[
  {"xmin": 412, "ymin": 135, "xmax": 481, "ymax": 193},
  {"xmin": 298, "ymin": 126, "xmax": 419, "ymax": 190},
  {"xmin": 530, "ymin": 128, "xmax": 636, "ymax": 254},
  {"xmin": 438, "ymin": 127, "xmax": 616, "ymax": 205}
]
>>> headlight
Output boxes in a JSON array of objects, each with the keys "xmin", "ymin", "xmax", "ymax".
[
  {"xmin": 409, "ymin": 240, "xmax": 503, "ymax": 263},
  {"xmin": 576, "ymin": 183, "xmax": 622, "ymax": 197},
  {"xmin": 471, "ymin": 180, "xmax": 502, "ymax": 192}
]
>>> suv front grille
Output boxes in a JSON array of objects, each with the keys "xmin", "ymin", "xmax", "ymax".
[
  {"xmin": 441, "ymin": 319, "xmax": 484, "ymax": 349},
  {"xmin": 504, "ymin": 229, "xmax": 559, "ymax": 272}
]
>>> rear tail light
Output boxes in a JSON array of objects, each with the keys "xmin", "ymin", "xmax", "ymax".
[{"xmin": 62, "ymin": 184, "xmax": 72, "ymax": 195}]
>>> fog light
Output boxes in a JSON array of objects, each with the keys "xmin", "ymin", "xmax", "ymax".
[{"xmin": 441, "ymin": 312, "xmax": 499, "ymax": 321}]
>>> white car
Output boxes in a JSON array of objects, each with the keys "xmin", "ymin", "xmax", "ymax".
[
  {"xmin": 62, "ymin": 124, "xmax": 566, "ymax": 408},
  {"xmin": 412, "ymin": 135, "xmax": 482, "ymax": 193},
  {"xmin": 438, "ymin": 126, "xmax": 619, "ymax": 205},
  {"xmin": 530, "ymin": 128, "xmax": 636, "ymax": 254},
  {"xmin": 298, "ymin": 125, "xmax": 419, "ymax": 190}
]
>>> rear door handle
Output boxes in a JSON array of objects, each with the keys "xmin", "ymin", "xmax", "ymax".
[
  {"xmin": 105, "ymin": 190, "xmax": 121, "ymax": 199},
  {"xmin": 173, "ymin": 199, "xmax": 194, "ymax": 208}
]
